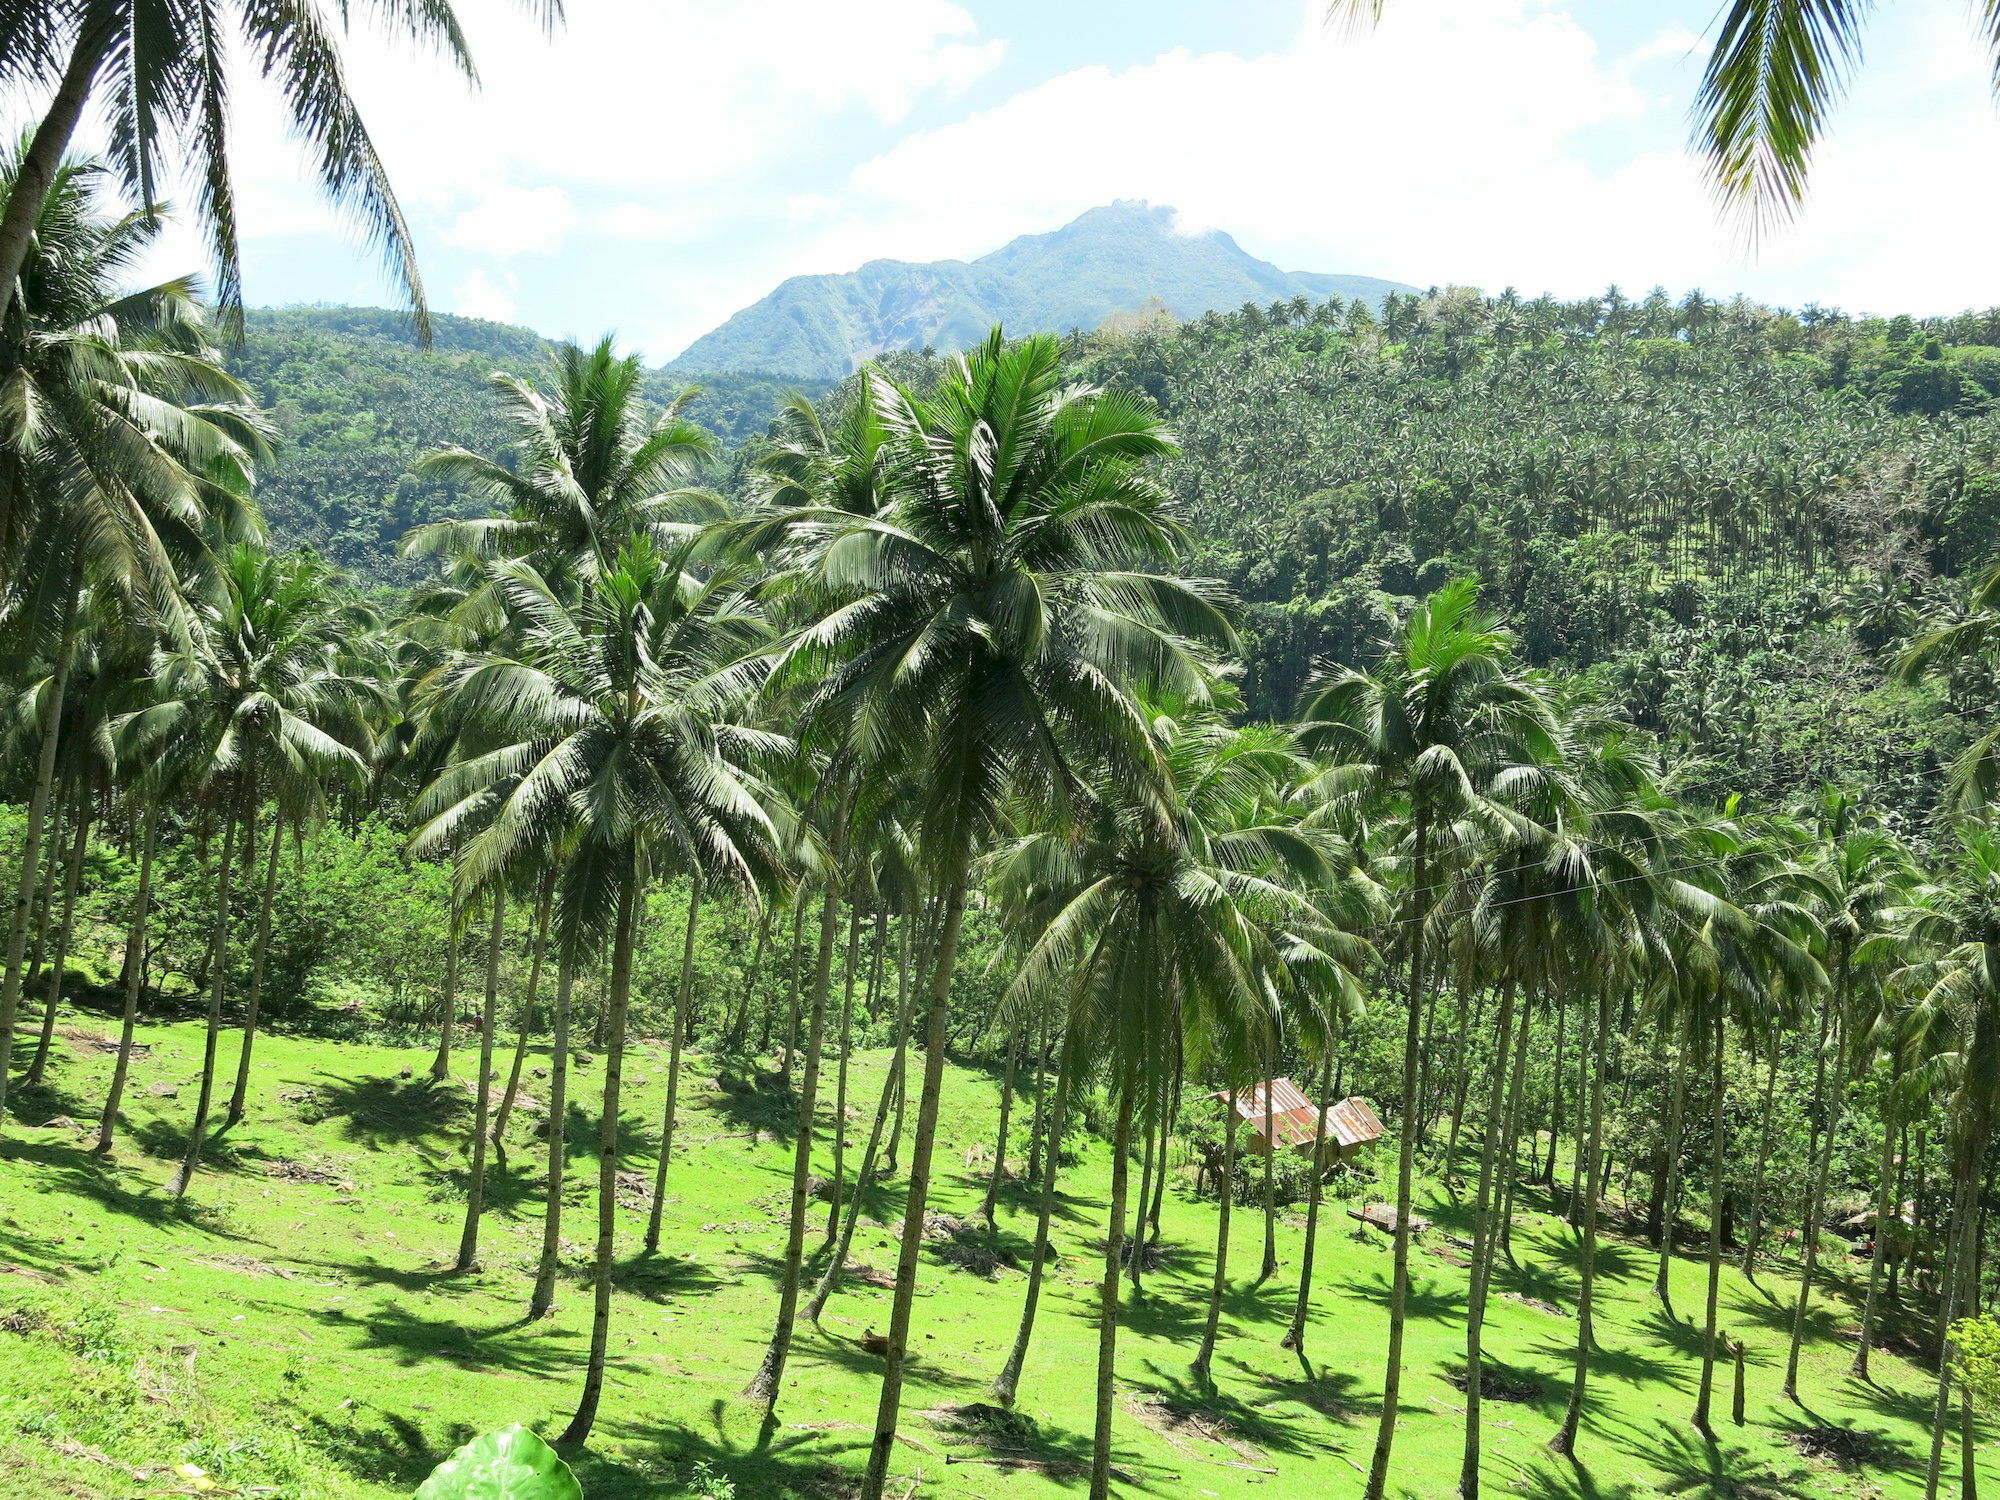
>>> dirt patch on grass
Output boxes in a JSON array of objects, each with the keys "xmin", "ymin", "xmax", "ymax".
[
  {"xmin": 1127, "ymin": 1393, "xmax": 1265, "ymax": 1463},
  {"xmin": 262, "ymin": 1157, "xmax": 355, "ymax": 1191},
  {"xmin": 1789, "ymin": 1425, "xmax": 1903, "ymax": 1468},
  {"xmin": 1445, "ymin": 1367, "xmax": 1544, "ymax": 1403},
  {"xmin": 190, "ymin": 1254, "xmax": 300, "ymax": 1280},
  {"xmin": 58, "ymin": 1026, "xmax": 134, "ymax": 1057}
]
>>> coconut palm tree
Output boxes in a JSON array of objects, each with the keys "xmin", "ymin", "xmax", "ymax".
[
  {"xmin": 768, "ymin": 329, "xmax": 1235, "ymax": 1500},
  {"xmin": 122, "ymin": 544, "xmax": 374, "ymax": 1195},
  {"xmin": 0, "ymin": 152, "xmax": 263, "ymax": 1131},
  {"xmin": 1296, "ymin": 578, "xmax": 1558, "ymax": 1500},
  {"xmin": 0, "ymin": 0, "xmax": 562, "ymax": 331},
  {"xmin": 405, "ymin": 338, "xmax": 722, "ymax": 608},
  {"xmin": 993, "ymin": 709, "xmax": 1369, "ymax": 1498},
  {"xmin": 410, "ymin": 537, "xmax": 782, "ymax": 1443}
]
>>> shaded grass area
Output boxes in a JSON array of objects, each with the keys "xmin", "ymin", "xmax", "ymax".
[{"xmin": 0, "ymin": 1017, "xmax": 1986, "ymax": 1499}]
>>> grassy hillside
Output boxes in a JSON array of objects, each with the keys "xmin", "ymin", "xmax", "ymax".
[{"xmin": 0, "ymin": 1016, "xmax": 1980, "ymax": 1499}]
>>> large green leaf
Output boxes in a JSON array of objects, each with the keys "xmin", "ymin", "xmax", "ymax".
[{"xmin": 413, "ymin": 1424, "xmax": 582, "ymax": 1500}]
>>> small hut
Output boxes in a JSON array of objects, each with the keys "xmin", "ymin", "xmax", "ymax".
[{"xmin": 1214, "ymin": 1079, "xmax": 1385, "ymax": 1164}]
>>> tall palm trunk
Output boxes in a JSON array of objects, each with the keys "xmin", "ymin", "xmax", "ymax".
[
  {"xmin": 558, "ymin": 880, "xmax": 641, "ymax": 1445},
  {"xmin": 455, "ymin": 896, "xmax": 506, "ymax": 1272},
  {"xmin": 96, "ymin": 805, "xmax": 159, "ymax": 1154},
  {"xmin": 1693, "ymin": 1010, "xmax": 1729, "ymax": 1435},
  {"xmin": 1365, "ymin": 811, "xmax": 1432, "ymax": 1500},
  {"xmin": 646, "ymin": 876, "xmax": 705, "ymax": 1252},
  {"xmin": 993, "ymin": 1054, "xmax": 1073, "ymax": 1405},
  {"xmin": 431, "ymin": 901, "xmax": 462, "ymax": 1081},
  {"xmin": 1652, "ymin": 1034, "xmax": 1692, "ymax": 1315},
  {"xmin": 169, "ymin": 795, "xmax": 243, "ymax": 1197},
  {"xmin": 744, "ymin": 872, "xmax": 842, "ymax": 1404},
  {"xmin": 725, "ymin": 905, "xmax": 772, "ymax": 1051},
  {"xmin": 778, "ymin": 892, "xmax": 807, "ymax": 1077},
  {"xmin": 528, "ymin": 964, "xmax": 575, "ymax": 1320},
  {"xmin": 859, "ymin": 862, "xmax": 968, "ymax": 1500},
  {"xmin": 0, "ymin": 627, "xmax": 73, "ymax": 1131},
  {"xmin": 1738, "ymin": 1033, "xmax": 1782, "ymax": 1275},
  {"xmin": 1783, "ymin": 993, "xmax": 1847, "ymax": 1402},
  {"xmin": 23, "ymin": 800, "xmax": 90, "ymax": 1084},
  {"xmin": 1549, "ymin": 990, "xmax": 1612, "ymax": 1456},
  {"xmin": 0, "ymin": 26, "xmax": 108, "ymax": 330},
  {"xmin": 224, "ymin": 812, "xmax": 285, "ymax": 1127},
  {"xmin": 1258, "ymin": 1066, "xmax": 1281, "ymax": 1284},
  {"xmin": 1496, "ymin": 994, "xmax": 1536, "ymax": 1264},
  {"xmin": 1924, "ymin": 1061, "xmax": 1995, "ymax": 1500},
  {"xmin": 1192, "ymin": 1086, "xmax": 1242, "ymax": 1384},
  {"xmin": 1283, "ymin": 1048, "xmax": 1338, "ymax": 1358},
  {"xmin": 824, "ymin": 901, "xmax": 863, "ymax": 1244},
  {"xmin": 1459, "ymin": 983, "xmax": 1520, "ymax": 1499},
  {"xmin": 981, "ymin": 1023, "xmax": 1021, "ymax": 1223},
  {"xmin": 1088, "ymin": 1087, "xmax": 1138, "ymax": 1500},
  {"xmin": 493, "ymin": 882, "xmax": 553, "ymax": 1145},
  {"xmin": 1853, "ymin": 1071, "xmax": 1903, "ymax": 1381}
]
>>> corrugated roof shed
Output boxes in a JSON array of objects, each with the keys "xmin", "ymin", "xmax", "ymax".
[{"xmin": 1209, "ymin": 1080, "xmax": 1385, "ymax": 1151}]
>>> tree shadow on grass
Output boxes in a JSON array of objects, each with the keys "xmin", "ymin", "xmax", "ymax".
[
  {"xmin": 1609, "ymin": 1419, "xmax": 1819, "ymax": 1499},
  {"xmin": 1129, "ymin": 1360, "xmax": 1357, "ymax": 1462},
  {"xmin": 1764, "ymin": 1413, "xmax": 1923, "ymax": 1475},
  {"xmin": 299, "ymin": 1405, "xmax": 479, "ymax": 1493},
  {"xmin": 1528, "ymin": 1334, "xmax": 1692, "ymax": 1392},
  {"xmin": 1724, "ymin": 1291, "xmax": 1842, "ymax": 1345},
  {"xmin": 1638, "ymin": 1308, "xmax": 1710, "ymax": 1359},
  {"xmin": 1231, "ymin": 1358, "xmax": 1374, "ymax": 1426},
  {"xmin": 1539, "ymin": 1234, "xmax": 1641, "ymax": 1284},
  {"xmin": 612, "ymin": 1250, "xmax": 722, "ymax": 1303},
  {"xmin": 1504, "ymin": 1452, "xmax": 1645, "ymax": 1500},
  {"xmin": 1116, "ymin": 1287, "xmax": 1208, "ymax": 1342},
  {"xmin": 1337, "ymin": 1270, "xmax": 1467, "ymax": 1323},
  {"xmin": 701, "ymin": 1076, "xmax": 802, "ymax": 1144},
  {"xmin": 788, "ymin": 1324, "xmax": 981, "ymax": 1391},
  {"xmin": 592, "ymin": 1398, "xmax": 869, "ymax": 1500},
  {"xmin": 288, "ymin": 1252, "xmax": 478, "ymax": 1296},
  {"xmin": 1493, "ymin": 1255, "xmax": 1580, "ymax": 1309},
  {"xmin": 311, "ymin": 1073, "xmax": 467, "ymax": 1150},
  {"xmin": 0, "ymin": 1139, "xmax": 236, "ymax": 1241},
  {"xmin": 913, "ymin": 1399, "xmax": 1124, "ymax": 1491},
  {"xmin": 312, "ymin": 1301, "xmax": 582, "ymax": 1376},
  {"xmin": 1847, "ymin": 1378, "xmax": 1945, "ymax": 1428}
]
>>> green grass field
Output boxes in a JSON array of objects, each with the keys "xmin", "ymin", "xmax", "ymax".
[{"xmin": 0, "ymin": 1015, "xmax": 1984, "ymax": 1499}]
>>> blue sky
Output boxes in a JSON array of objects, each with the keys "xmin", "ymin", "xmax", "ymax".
[{"xmin": 109, "ymin": 0, "xmax": 2000, "ymax": 361}]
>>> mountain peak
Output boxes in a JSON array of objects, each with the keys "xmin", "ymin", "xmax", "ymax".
[{"xmin": 670, "ymin": 205, "xmax": 1415, "ymax": 379}]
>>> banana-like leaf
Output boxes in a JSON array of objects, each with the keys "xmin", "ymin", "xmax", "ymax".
[{"xmin": 413, "ymin": 1425, "xmax": 582, "ymax": 1500}]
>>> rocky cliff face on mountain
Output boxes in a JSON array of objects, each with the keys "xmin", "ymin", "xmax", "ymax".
[{"xmin": 668, "ymin": 201, "xmax": 1416, "ymax": 378}]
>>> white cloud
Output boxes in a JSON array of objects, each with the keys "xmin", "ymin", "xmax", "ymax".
[
  {"xmin": 443, "ymin": 186, "xmax": 579, "ymax": 256},
  {"xmin": 591, "ymin": 203, "xmax": 702, "ymax": 243},
  {"xmin": 452, "ymin": 268, "xmax": 519, "ymax": 323}
]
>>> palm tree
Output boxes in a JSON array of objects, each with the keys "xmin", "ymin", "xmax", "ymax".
[
  {"xmin": 993, "ymin": 710, "xmax": 1368, "ymax": 1498},
  {"xmin": 1296, "ymin": 578, "xmax": 1558, "ymax": 1500},
  {"xmin": 0, "ymin": 0, "xmax": 562, "ymax": 331},
  {"xmin": 124, "ymin": 544, "xmax": 373, "ymax": 1195},
  {"xmin": 411, "ymin": 537, "xmax": 781, "ymax": 1444},
  {"xmin": 0, "ymin": 152, "xmax": 263, "ymax": 1131},
  {"xmin": 406, "ymin": 338, "xmax": 722, "ymax": 605},
  {"xmin": 770, "ymin": 329, "xmax": 1234, "ymax": 1500}
]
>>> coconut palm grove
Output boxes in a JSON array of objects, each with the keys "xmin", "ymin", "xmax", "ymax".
[{"xmin": 9, "ymin": 4, "xmax": 2000, "ymax": 1500}]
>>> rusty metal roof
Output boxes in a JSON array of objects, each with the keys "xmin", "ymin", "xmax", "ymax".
[{"xmin": 1208, "ymin": 1080, "xmax": 1384, "ymax": 1149}]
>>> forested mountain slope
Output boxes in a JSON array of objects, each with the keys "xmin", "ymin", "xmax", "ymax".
[{"xmin": 227, "ymin": 307, "xmax": 830, "ymax": 584}]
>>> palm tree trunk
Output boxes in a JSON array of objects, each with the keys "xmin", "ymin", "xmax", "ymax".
[
  {"xmin": 982, "ymin": 1023, "xmax": 1021, "ymax": 1224},
  {"xmin": 1496, "ymin": 993, "xmax": 1536, "ymax": 1266},
  {"xmin": 1128, "ymin": 1112, "xmax": 1156, "ymax": 1297},
  {"xmin": 1283, "ymin": 1048, "xmax": 1338, "ymax": 1358},
  {"xmin": 1783, "ymin": 1001, "xmax": 1847, "ymax": 1402},
  {"xmin": 726, "ymin": 905, "xmax": 772, "ymax": 1052},
  {"xmin": 993, "ymin": 1053, "xmax": 1073, "ymax": 1406},
  {"xmin": 859, "ymin": 867, "xmax": 967, "ymax": 1500},
  {"xmin": 528, "ymin": 964, "xmax": 574, "ymax": 1320},
  {"xmin": 779, "ymin": 891, "xmax": 807, "ymax": 1079},
  {"xmin": 96, "ymin": 804, "xmax": 159, "ymax": 1155},
  {"xmin": 558, "ymin": 880, "xmax": 641, "ymax": 1445},
  {"xmin": 1365, "ymin": 811, "xmax": 1432, "ymax": 1500},
  {"xmin": 1924, "ymin": 1090, "xmax": 1993, "ymax": 1500},
  {"xmin": 1693, "ymin": 1010, "xmax": 1729, "ymax": 1435},
  {"xmin": 1549, "ymin": 990, "xmax": 1612, "ymax": 1456},
  {"xmin": 1088, "ymin": 1087, "xmax": 1138, "ymax": 1500},
  {"xmin": 454, "ymin": 896, "xmax": 506, "ymax": 1272},
  {"xmin": 824, "ymin": 900, "xmax": 863, "ymax": 1245},
  {"xmin": 430, "ymin": 901, "xmax": 462, "ymax": 1081},
  {"xmin": 0, "ymin": 626, "xmax": 73, "ymax": 1132},
  {"xmin": 1258, "ymin": 1073, "xmax": 1281, "ymax": 1284},
  {"xmin": 24, "ymin": 800, "xmax": 90, "ymax": 1084},
  {"xmin": 646, "ymin": 876, "xmax": 705, "ymax": 1252},
  {"xmin": 493, "ymin": 881, "xmax": 553, "ymax": 1145},
  {"xmin": 1738, "ymin": 1032, "xmax": 1782, "ymax": 1275},
  {"xmin": 1192, "ymin": 1086, "xmax": 1241, "ymax": 1384},
  {"xmin": 224, "ymin": 811, "xmax": 285, "ymax": 1127},
  {"xmin": 169, "ymin": 795, "xmax": 242, "ymax": 1197},
  {"xmin": 1025, "ymin": 1014, "xmax": 1049, "ymax": 1186},
  {"xmin": 1459, "ymin": 983, "xmax": 1520, "ymax": 1499},
  {"xmin": 1652, "ymin": 1034, "xmax": 1691, "ymax": 1315},
  {"xmin": 1852, "ymin": 1077, "xmax": 1902, "ymax": 1381},
  {"xmin": 0, "ymin": 25, "xmax": 109, "ymax": 331},
  {"xmin": 744, "ymin": 873, "xmax": 842, "ymax": 1404}
]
